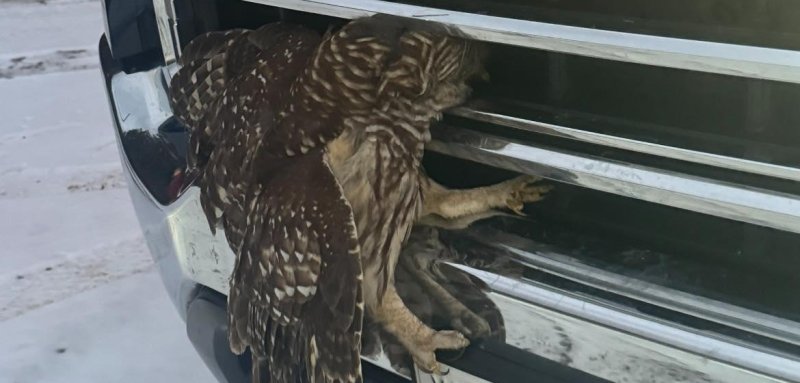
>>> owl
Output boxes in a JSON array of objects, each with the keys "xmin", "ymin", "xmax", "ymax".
[{"xmin": 170, "ymin": 16, "xmax": 550, "ymax": 382}]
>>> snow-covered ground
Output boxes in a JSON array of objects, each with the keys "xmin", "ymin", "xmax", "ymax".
[{"xmin": 0, "ymin": 1, "xmax": 215, "ymax": 382}]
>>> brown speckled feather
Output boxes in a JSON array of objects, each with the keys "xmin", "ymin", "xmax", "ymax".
[
  {"xmin": 170, "ymin": 23, "xmax": 322, "ymax": 243},
  {"xmin": 169, "ymin": 15, "xmax": 486, "ymax": 383},
  {"xmin": 235, "ymin": 150, "xmax": 364, "ymax": 383},
  {"xmin": 169, "ymin": 21, "xmax": 380, "ymax": 383}
]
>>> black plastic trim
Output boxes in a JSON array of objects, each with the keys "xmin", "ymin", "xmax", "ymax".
[
  {"xmin": 187, "ymin": 288, "xmax": 251, "ymax": 383},
  {"xmin": 442, "ymin": 339, "xmax": 611, "ymax": 383}
]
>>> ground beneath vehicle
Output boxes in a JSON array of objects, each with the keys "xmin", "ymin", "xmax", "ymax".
[{"xmin": 103, "ymin": 1, "xmax": 800, "ymax": 382}]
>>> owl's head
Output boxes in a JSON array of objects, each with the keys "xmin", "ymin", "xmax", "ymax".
[
  {"xmin": 377, "ymin": 29, "xmax": 487, "ymax": 111},
  {"xmin": 430, "ymin": 35, "xmax": 488, "ymax": 86}
]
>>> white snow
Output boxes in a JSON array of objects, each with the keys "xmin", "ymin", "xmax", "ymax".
[
  {"xmin": 0, "ymin": 1, "xmax": 102, "ymax": 55},
  {"xmin": 0, "ymin": 1, "xmax": 215, "ymax": 382}
]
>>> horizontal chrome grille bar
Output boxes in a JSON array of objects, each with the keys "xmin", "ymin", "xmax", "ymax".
[
  {"xmin": 455, "ymin": 265, "xmax": 800, "ymax": 382},
  {"xmin": 246, "ymin": 0, "xmax": 800, "ymax": 84},
  {"xmin": 451, "ymin": 107, "xmax": 800, "ymax": 182},
  {"xmin": 463, "ymin": 224, "xmax": 800, "ymax": 349},
  {"xmin": 428, "ymin": 125, "xmax": 800, "ymax": 234}
]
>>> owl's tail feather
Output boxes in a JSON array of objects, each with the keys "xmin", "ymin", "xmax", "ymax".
[
  {"xmin": 304, "ymin": 280, "xmax": 365, "ymax": 383},
  {"xmin": 308, "ymin": 326, "xmax": 364, "ymax": 383},
  {"xmin": 264, "ymin": 324, "xmax": 306, "ymax": 383},
  {"xmin": 259, "ymin": 322, "xmax": 363, "ymax": 383},
  {"xmin": 251, "ymin": 353, "xmax": 265, "ymax": 383},
  {"xmin": 227, "ymin": 261, "xmax": 250, "ymax": 355}
]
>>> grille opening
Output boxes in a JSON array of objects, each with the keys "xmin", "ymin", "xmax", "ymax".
[{"xmin": 475, "ymin": 43, "xmax": 800, "ymax": 170}]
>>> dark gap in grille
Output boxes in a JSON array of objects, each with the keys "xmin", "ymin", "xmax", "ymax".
[
  {"xmin": 442, "ymin": 115, "xmax": 800, "ymax": 195},
  {"xmin": 469, "ymin": 100, "xmax": 800, "ymax": 171},
  {"xmin": 475, "ymin": 43, "xmax": 800, "ymax": 169},
  {"xmin": 390, "ymin": 0, "xmax": 800, "ymax": 50}
]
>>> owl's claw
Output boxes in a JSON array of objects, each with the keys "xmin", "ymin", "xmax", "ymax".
[
  {"xmin": 410, "ymin": 330, "xmax": 470, "ymax": 374},
  {"xmin": 451, "ymin": 308, "xmax": 492, "ymax": 340},
  {"xmin": 499, "ymin": 175, "xmax": 553, "ymax": 215}
]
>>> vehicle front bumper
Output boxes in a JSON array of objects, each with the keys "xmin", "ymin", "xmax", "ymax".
[{"xmin": 100, "ymin": 28, "xmax": 799, "ymax": 383}]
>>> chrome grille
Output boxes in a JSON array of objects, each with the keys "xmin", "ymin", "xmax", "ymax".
[{"xmin": 141, "ymin": 1, "xmax": 800, "ymax": 381}]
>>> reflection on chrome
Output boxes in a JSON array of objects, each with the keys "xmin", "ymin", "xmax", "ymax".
[{"xmin": 118, "ymin": 129, "xmax": 185, "ymax": 204}]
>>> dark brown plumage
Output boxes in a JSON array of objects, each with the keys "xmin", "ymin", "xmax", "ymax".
[{"xmin": 170, "ymin": 15, "xmax": 549, "ymax": 383}]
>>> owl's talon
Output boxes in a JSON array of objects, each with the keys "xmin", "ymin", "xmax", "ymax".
[
  {"xmin": 506, "ymin": 199, "xmax": 526, "ymax": 216},
  {"xmin": 451, "ymin": 309, "xmax": 492, "ymax": 340},
  {"xmin": 498, "ymin": 175, "xmax": 552, "ymax": 214},
  {"xmin": 410, "ymin": 330, "xmax": 470, "ymax": 374}
]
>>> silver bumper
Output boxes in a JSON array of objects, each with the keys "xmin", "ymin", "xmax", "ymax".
[{"xmin": 106, "ymin": 63, "xmax": 799, "ymax": 383}]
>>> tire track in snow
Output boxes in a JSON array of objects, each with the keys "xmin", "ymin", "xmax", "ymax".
[
  {"xmin": 0, "ymin": 237, "xmax": 154, "ymax": 321},
  {"xmin": 0, "ymin": 164, "xmax": 126, "ymax": 199},
  {"xmin": 0, "ymin": 47, "xmax": 98, "ymax": 79}
]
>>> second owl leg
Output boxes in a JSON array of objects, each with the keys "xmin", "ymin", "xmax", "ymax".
[
  {"xmin": 398, "ymin": 247, "xmax": 491, "ymax": 339},
  {"xmin": 372, "ymin": 285, "xmax": 470, "ymax": 373},
  {"xmin": 421, "ymin": 175, "xmax": 552, "ymax": 219}
]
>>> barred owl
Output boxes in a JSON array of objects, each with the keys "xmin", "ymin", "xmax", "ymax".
[{"xmin": 170, "ymin": 15, "xmax": 549, "ymax": 383}]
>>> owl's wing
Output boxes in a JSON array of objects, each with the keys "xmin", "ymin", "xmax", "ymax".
[
  {"xmin": 168, "ymin": 24, "xmax": 321, "ymax": 238},
  {"xmin": 229, "ymin": 150, "xmax": 363, "ymax": 383},
  {"xmin": 170, "ymin": 29, "xmax": 248, "ymax": 135},
  {"xmin": 169, "ymin": 52, "xmax": 225, "ymax": 173},
  {"xmin": 260, "ymin": 17, "xmax": 405, "ymax": 157},
  {"xmin": 170, "ymin": 25, "xmax": 321, "ymax": 171}
]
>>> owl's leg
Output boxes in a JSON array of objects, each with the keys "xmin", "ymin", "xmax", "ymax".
[
  {"xmin": 417, "ymin": 209, "xmax": 507, "ymax": 230},
  {"xmin": 370, "ymin": 284, "xmax": 470, "ymax": 373},
  {"xmin": 399, "ymin": 249, "xmax": 491, "ymax": 339},
  {"xmin": 421, "ymin": 175, "xmax": 552, "ymax": 220}
]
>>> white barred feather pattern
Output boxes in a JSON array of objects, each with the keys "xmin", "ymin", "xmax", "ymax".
[{"xmin": 169, "ymin": 15, "xmax": 486, "ymax": 383}]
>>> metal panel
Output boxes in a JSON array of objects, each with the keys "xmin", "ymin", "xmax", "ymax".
[
  {"xmin": 244, "ymin": 0, "xmax": 800, "ymax": 84},
  {"xmin": 451, "ymin": 107, "xmax": 800, "ymax": 183}
]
